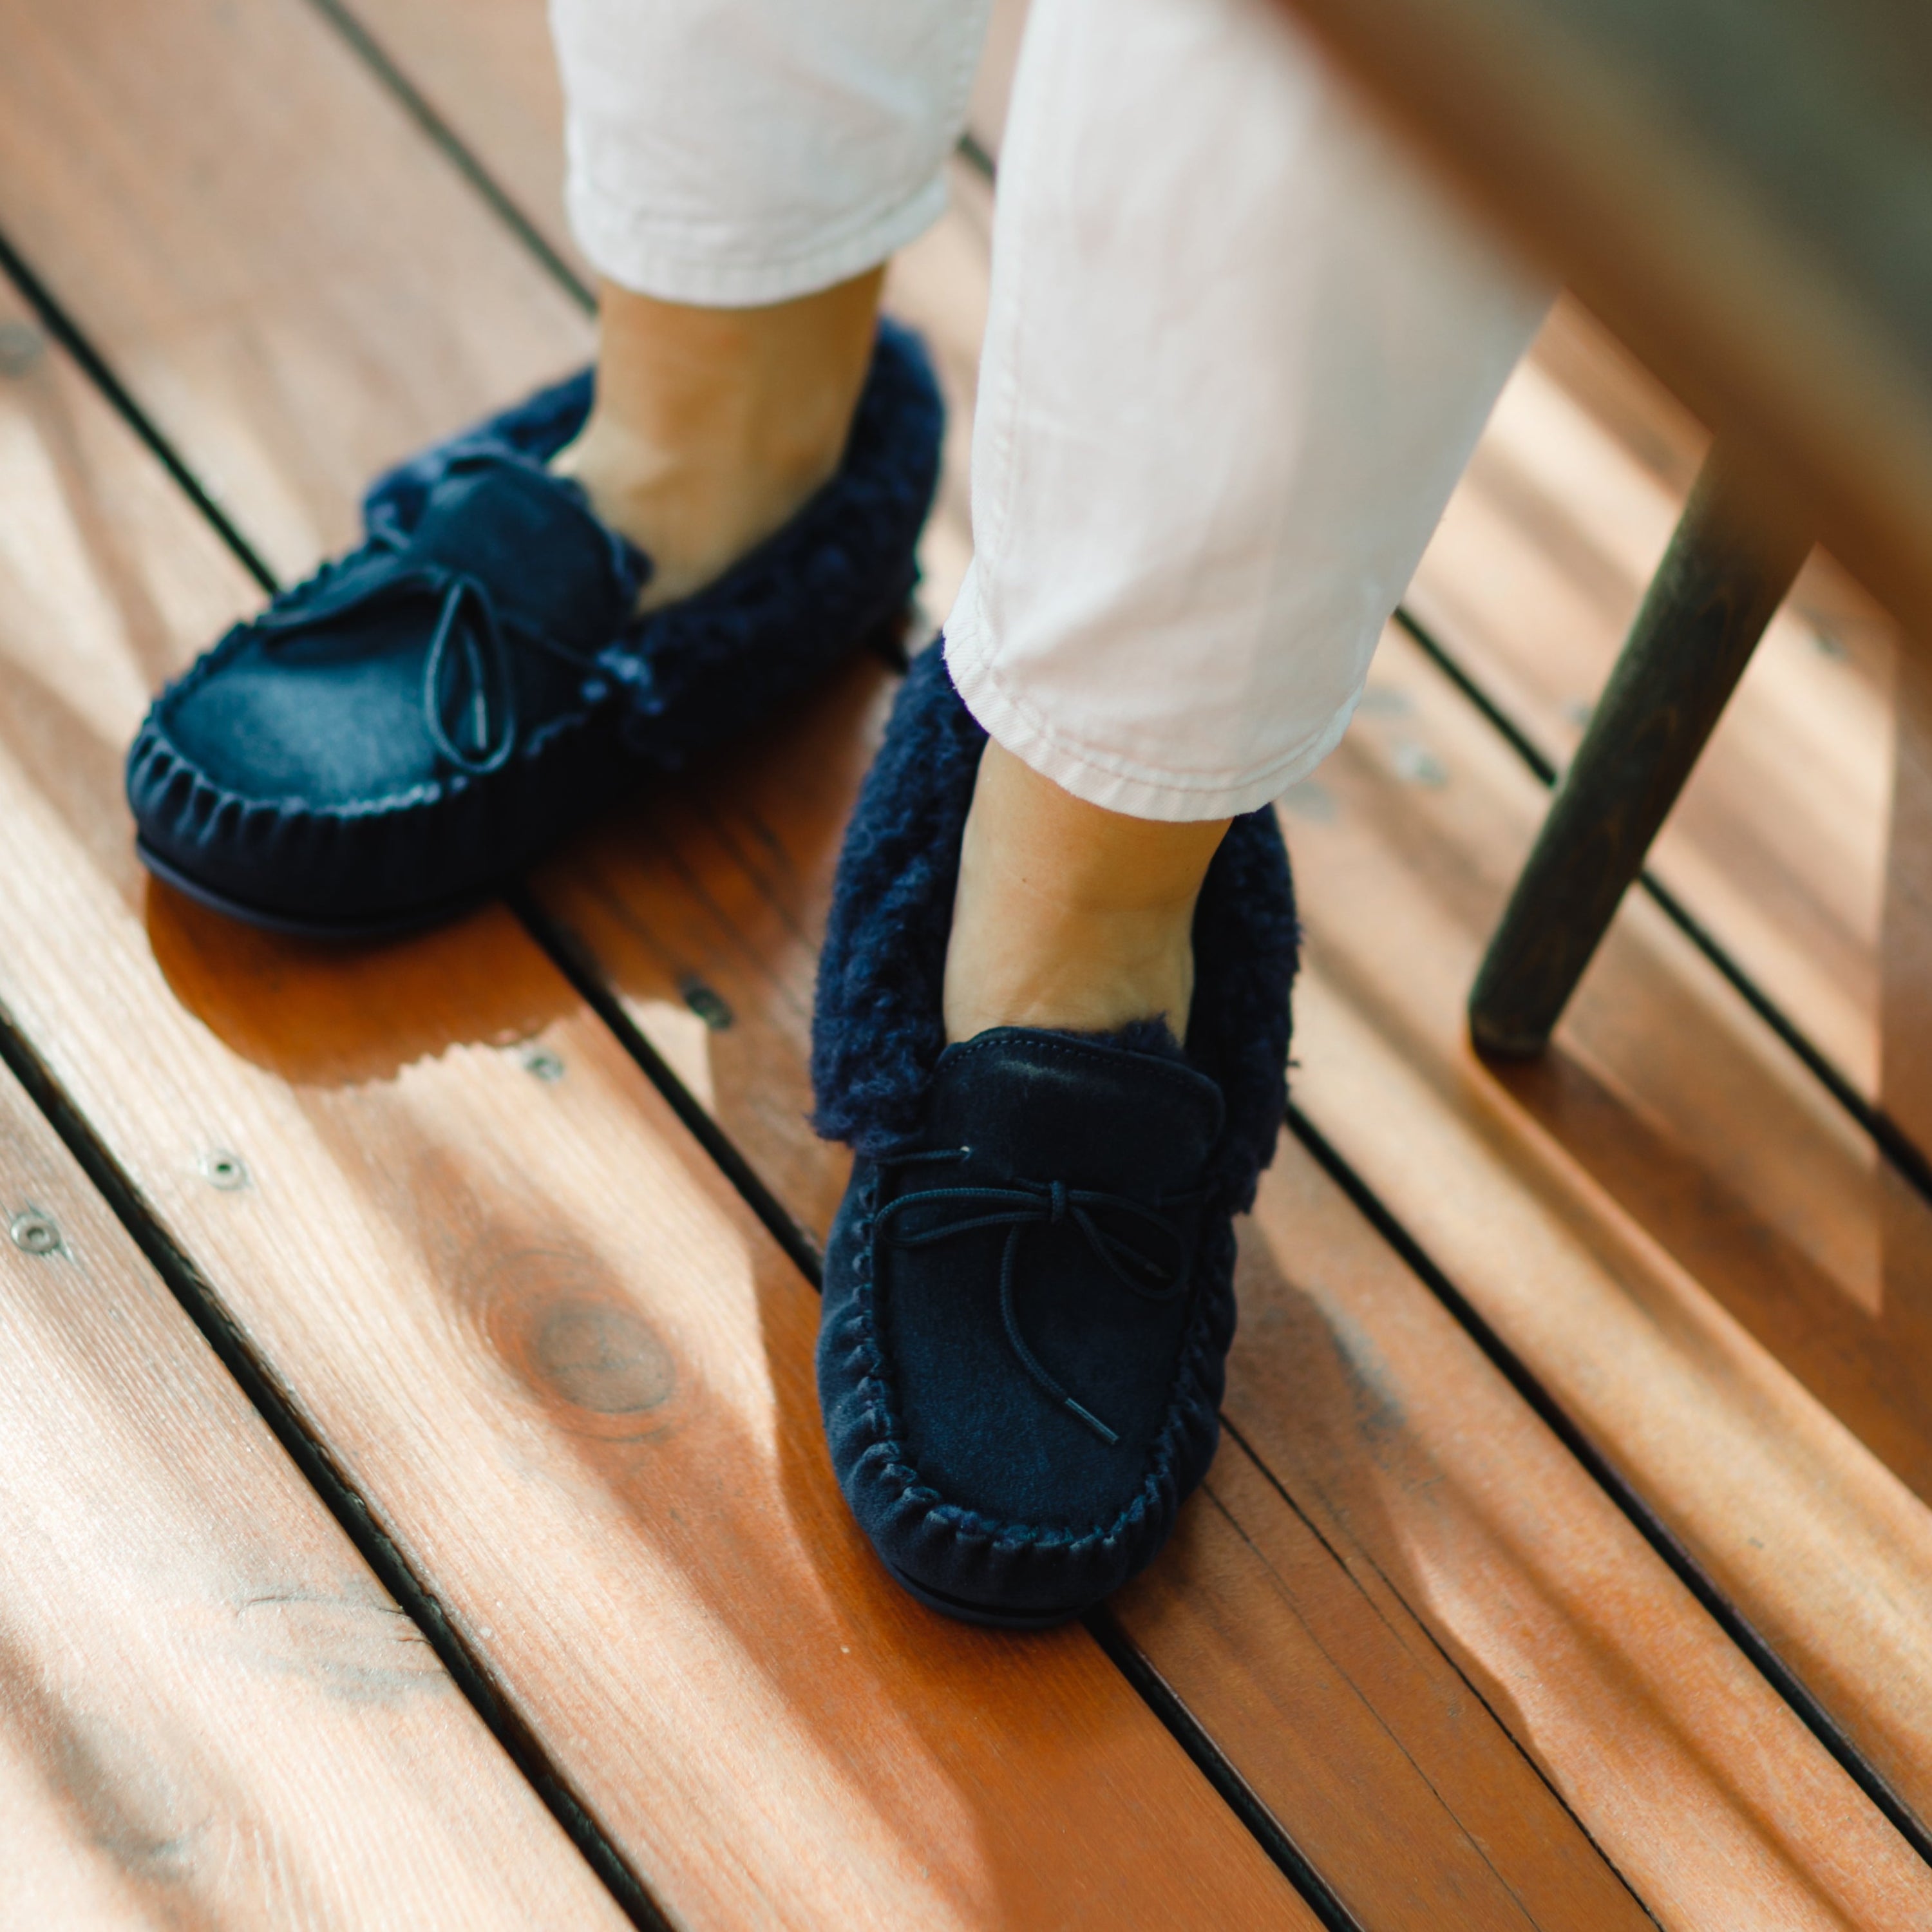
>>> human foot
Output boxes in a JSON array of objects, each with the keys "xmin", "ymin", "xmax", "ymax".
[
  {"xmin": 551, "ymin": 270, "xmax": 885, "ymax": 608},
  {"xmin": 942, "ymin": 739, "xmax": 1230, "ymax": 1043},
  {"xmin": 811, "ymin": 647, "xmax": 1298, "ymax": 1627}
]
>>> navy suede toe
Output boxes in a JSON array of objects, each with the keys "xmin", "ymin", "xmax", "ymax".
[
  {"xmin": 127, "ymin": 321, "xmax": 943, "ymax": 935},
  {"xmin": 811, "ymin": 647, "xmax": 1298, "ymax": 1627}
]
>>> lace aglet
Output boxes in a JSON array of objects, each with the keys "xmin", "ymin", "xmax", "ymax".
[{"xmin": 1065, "ymin": 1399, "xmax": 1119, "ymax": 1446}]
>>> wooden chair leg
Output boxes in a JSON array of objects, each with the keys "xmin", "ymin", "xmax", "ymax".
[{"xmin": 1468, "ymin": 441, "xmax": 1812, "ymax": 1058}]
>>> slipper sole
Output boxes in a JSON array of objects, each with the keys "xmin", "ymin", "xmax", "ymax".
[
  {"xmin": 887, "ymin": 1560, "xmax": 1094, "ymax": 1632},
  {"xmin": 136, "ymin": 837, "xmax": 495, "ymax": 942}
]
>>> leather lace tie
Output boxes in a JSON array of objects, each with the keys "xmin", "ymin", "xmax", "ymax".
[
  {"xmin": 254, "ymin": 483, "xmax": 616, "ymax": 777},
  {"xmin": 875, "ymin": 1147, "xmax": 1200, "ymax": 1444}
]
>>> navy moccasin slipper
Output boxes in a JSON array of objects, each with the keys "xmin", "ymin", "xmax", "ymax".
[
  {"xmin": 127, "ymin": 320, "xmax": 943, "ymax": 936},
  {"xmin": 810, "ymin": 645, "xmax": 1298, "ymax": 1627}
]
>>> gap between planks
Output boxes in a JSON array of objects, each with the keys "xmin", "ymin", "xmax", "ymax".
[
  {"xmin": 3, "ymin": 0, "xmax": 1932, "ymax": 1924},
  {"xmin": 0, "ymin": 1037, "xmax": 634, "ymax": 1931}
]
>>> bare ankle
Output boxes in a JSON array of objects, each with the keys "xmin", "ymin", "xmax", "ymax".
[
  {"xmin": 551, "ymin": 269, "xmax": 884, "ymax": 607},
  {"xmin": 943, "ymin": 742, "xmax": 1229, "ymax": 1045}
]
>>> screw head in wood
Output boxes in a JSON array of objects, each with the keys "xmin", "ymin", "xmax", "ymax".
[
  {"xmin": 678, "ymin": 975, "xmax": 734, "ymax": 1031},
  {"xmin": 522, "ymin": 1046, "xmax": 565, "ymax": 1083},
  {"xmin": 1391, "ymin": 740, "xmax": 1448, "ymax": 788},
  {"xmin": 199, "ymin": 1150, "xmax": 248, "ymax": 1191},
  {"xmin": 10, "ymin": 1209, "xmax": 60, "ymax": 1255}
]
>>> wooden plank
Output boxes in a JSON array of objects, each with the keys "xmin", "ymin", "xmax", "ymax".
[
  {"xmin": 0, "ymin": 0, "xmax": 591, "ymax": 580},
  {"xmin": 9, "ymin": 0, "xmax": 1927, "ymax": 1920},
  {"xmin": 1189, "ymin": 1142, "xmax": 1931, "ymax": 1928},
  {"xmin": 1112, "ymin": 1434, "xmax": 1654, "ymax": 1932},
  {"xmin": 289, "ymin": 4, "xmax": 1932, "ymax": 1909},
  {"xmin": 0, "ymin": 1065, "xmax": 629, "ymax": 1929},
  {"xmin": 0, "ymin": 3, "xmax": 1629, "ymax": 1919},
  {"xmin": 1290, "ymin": 619, "xmax": 1932, "ymax": 1827},
  {"xmin": 0, "ymin": 146, "xmax": 1309, "ymax": 1932},
  {"xmin": 1409, "ymin": 301, "xmax": 1897, "ymax": 1101}
]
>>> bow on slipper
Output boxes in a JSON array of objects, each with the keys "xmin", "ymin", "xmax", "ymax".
[
  {"xmin": 252, "ymin": 455, "xmax": 637, "ymax": 779},
  {"xmin": 873, "ymin": 1146, "xmax": 1200, "ymax": 1445}
]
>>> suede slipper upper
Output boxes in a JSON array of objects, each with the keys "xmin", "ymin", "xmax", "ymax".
[
  {"xmin": 811, "ymin": 645, "xmax": 1298, "ymax": 1625},
  {"xmin": 127, "ymin": 319, "xmax": 943, "ymax": 936}
]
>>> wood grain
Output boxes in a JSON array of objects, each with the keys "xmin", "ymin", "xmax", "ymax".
[
  {"xmin": 1204, "ymin": 1142, "xmax": 1932, "ymax": 1929},
  {"xmin": 0, "ymin": 0, "xmax": 591, "ymax": 580},
  {"xmin": 8, "ymin": 0, "xmax": 1930, "ymax": 1920},
  {"xmin": 0, "ymin": 196, "xmax": 1308, "ymax": 1932},
  {"xmin": 299, "ymin": 0, "xmax": 1932, "ymax": 1908},
  {"xmin": 1290, "ymin": 620, "xmax": 1932, "ymax": 1828},
  {"xmin": 0, "ymin": 1036, "xmax": 626, "ymax": 1927},
  {"xmin": 1117, "ymin": 1442, "xmax": 1657, "ymax": 1932}
]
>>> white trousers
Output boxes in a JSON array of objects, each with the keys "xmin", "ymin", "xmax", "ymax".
[{"xmin": 550, "ymin": 0, "xmax": 1551, "ymax": 819}]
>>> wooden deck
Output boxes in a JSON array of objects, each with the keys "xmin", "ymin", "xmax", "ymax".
[{"xmin": 1, "ymin": 1, "xmax": 1928, "ymax": 1924}]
